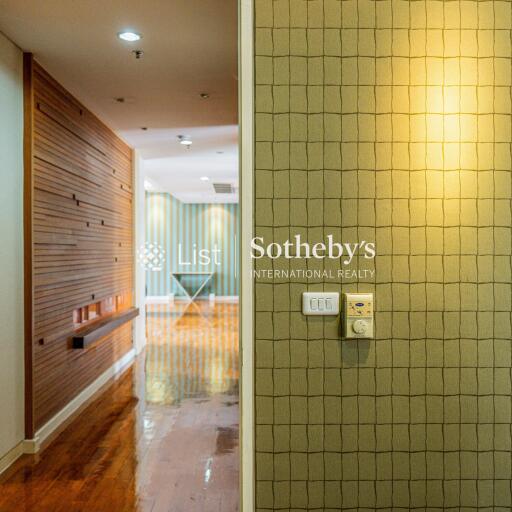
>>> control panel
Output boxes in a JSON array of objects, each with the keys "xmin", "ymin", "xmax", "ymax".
[
  {"xmin": 343, "ymin": 293, "xmax": 374, "ymax": 338},
  {"xmin": 302, "ymin": 292, "xmax": 339, "ymax": 316}
]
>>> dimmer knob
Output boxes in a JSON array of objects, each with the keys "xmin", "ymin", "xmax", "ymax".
[{"xmin": 352, "ymin": 319, "xmax": 368, "ymax": 335}]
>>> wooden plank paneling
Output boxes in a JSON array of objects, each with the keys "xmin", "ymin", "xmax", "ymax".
[{"xmin": 24, "ymin": 55, "xmax": 134, "ymax": 432}]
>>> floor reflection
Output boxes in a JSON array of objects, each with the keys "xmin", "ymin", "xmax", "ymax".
[
  {"xmin": 0, "ymin": 302, "xmax": 239, "ymax": 512},
  {"xmin": 145, "ymin": 302, "xmax": 239, "ymax": 404},
  {"xmin": 139, "ymin": 301, "xmax": 239, "ymax": 511}
]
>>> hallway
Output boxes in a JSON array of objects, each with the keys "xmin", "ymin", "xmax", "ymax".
[{"xmin": 0, "ymin": 303, "xmax": 239, "ymax": 512}]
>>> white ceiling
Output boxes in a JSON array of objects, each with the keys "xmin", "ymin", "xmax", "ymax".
[
  {"xmin": 0, "ymin": 0, "xmax": 238, "ymax": 203},
  {"xmin": 141, "ymin": 125, "xmax": 239, "ymax": 203}
]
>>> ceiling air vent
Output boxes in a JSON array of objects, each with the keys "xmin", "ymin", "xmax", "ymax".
[{"xmin": 213, "ymin": 183, "xmax": 234, "ymax": 194}]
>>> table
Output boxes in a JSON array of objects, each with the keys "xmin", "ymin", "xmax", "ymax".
[{"xmin": 170, "ymin": 271, "xmax": 214, "ymax": 304}]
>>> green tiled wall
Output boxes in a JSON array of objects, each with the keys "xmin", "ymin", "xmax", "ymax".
[{"xmin": 254, "ymin": 0, "xmax": 512, "ymax": 509}]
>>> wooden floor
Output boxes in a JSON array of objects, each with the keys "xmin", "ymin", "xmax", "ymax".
[{"xmin": 0, "ymin": 302, "xmax": 239, "ymax": 512}]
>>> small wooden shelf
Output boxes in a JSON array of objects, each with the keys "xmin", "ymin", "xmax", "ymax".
[{"xmin": 72, "ymin": 307, "xmax": 139, "ymax": 349}]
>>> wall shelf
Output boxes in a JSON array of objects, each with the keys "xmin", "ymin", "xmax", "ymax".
[{"xmin": 72, "ymin": 307, "xmax": 139, "ymax": 349}]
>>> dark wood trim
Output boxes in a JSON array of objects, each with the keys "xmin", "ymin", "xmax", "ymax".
[
  {"xmin": 23, "ymin": 53, "xmax": 35, "ymax": 439},
  {"xmin": 72, "ymin": 308, "xmax": 139, "ymax": 349}
]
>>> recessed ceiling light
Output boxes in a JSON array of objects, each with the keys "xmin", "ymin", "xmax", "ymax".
[
  {"xmin": 118, "ymin": 31, "xmax": 142, "ymax": 42},
  {"xmin": 200, "ymin": 93, "xmax": 210, "ymax": 99},
  {"xmin": 200, "ymin": 176, "xmax": 209, "ymax": 181},
  {"xmin": 141, "ymin": 127, "xmax": 148, "ymax": 131},
  {"xmin": 178, "ymin": 135, "xmax": 192, "ymax": 146}
]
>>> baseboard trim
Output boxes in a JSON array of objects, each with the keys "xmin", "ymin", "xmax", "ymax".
[
  {"xmin": 146, "ymin": 295, "xmax": 171, "ymax": 304},
  {"xmin": 32, "ymin": 348, "xmax": 136, "ymax": 452},
  {"xmin": 22, "ymin": 437, "xmax": 40, "ymax": 454},
  {"xmin": 0, "ymin": 348, "xmax": 137, "ymax": 476},
  {"xmin": 0, "ymin": 441, "xmax": 25, "ymax": 476},
  {"xmin": 146, "ymin": 295, "xmax": 239, "ymax": 304}
]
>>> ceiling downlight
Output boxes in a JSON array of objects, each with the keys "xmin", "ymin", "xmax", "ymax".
[{"xmin": 118, "ymin": 31, "xmax": 142, "ymax": 42}]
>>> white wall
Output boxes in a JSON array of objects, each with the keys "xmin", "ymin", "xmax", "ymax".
[{"xmin": 0, "ymin": 32, "xmax": 24, "ymax": 461}]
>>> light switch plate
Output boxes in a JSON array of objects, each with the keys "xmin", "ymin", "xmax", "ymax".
[{"xmin": 302, "ymin": 292, "xmax": 339, "ymax": 316}]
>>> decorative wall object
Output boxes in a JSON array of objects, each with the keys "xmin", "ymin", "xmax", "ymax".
[{"xmin": 137, "ymin": 241, "xmax": 166, "ymax": 272}]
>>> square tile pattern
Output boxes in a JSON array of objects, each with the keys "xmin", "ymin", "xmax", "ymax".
[{"xmin": 254, "ymin": 0, "xmax": 512, "ymax": 510}]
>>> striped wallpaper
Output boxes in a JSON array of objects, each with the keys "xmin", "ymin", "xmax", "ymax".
[{"xmin": 145, "ymin": 192, "xmax": 239, "ymax": 297}]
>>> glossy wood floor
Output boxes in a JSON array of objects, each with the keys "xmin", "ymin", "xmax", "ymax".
[{"xmin": 0, "ymin": 302, "xmax": 239, "ymax": 512}]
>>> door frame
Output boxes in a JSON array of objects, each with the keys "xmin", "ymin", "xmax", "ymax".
[{"xmin": 239, "ymin": 0, "xmax": 254, "ymax": 509}]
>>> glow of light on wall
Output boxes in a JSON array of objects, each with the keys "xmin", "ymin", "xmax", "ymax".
[
  {"xmin": 406, "ymin": 44, "xmax": 495, "ymax": 169},
  {"xmin": 149, "ymin": 201, "xmax": 163, "ymax": 223},
  {"xmin": 209, "ymin": 206, "xmax": 223, "ymax": 237}
]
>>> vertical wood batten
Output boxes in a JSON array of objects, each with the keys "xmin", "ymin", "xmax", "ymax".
[{"xmin": 23, "ymin": 52, "xmax": 35, "ymax": 439}]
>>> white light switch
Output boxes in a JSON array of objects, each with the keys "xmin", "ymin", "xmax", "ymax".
[
  {"xmin": 302, "ymin": 292, "xmax": 339, "ymax": 316},
  {"xmin": 343, "ymin": 293, "xmax": 374, "ymax": 338}
]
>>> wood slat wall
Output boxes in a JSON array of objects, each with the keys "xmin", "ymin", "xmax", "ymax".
[{"xmin": 24, "ymin": 55, "xmax": 134, "ymax": 436}]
